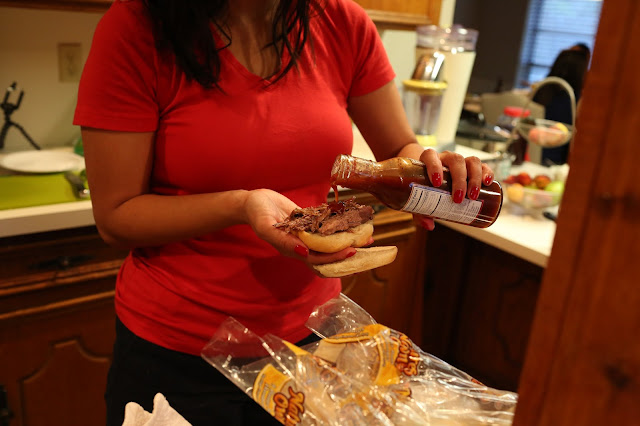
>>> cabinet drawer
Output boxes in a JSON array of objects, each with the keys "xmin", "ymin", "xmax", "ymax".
[{"xmin": 0, "ymin": 226, "xmax": 127, "ymax": 316}]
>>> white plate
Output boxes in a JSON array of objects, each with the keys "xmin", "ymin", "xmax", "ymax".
[{"xmin": 0, "ymin": 150, "xmax": 85, "ymax": 173}]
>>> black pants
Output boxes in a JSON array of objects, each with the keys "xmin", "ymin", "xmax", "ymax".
[{"xmin": 105, "ymin": 317, "xmax": 320, "ymax": 426}]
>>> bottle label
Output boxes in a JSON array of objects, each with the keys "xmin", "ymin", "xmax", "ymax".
[{"xmin": 401, "ymin": 183, "xmax": 482, "ymax": 224}]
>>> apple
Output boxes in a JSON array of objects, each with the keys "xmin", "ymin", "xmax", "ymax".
[
  {"xmin": 528, "ymin": 124, "xmax": 568, "ymax": 147},
  {"xmin": 506, "ymin": 183, "xmax": 525, "ymax": 203},
  {"xmin": 533, "ymin": 174, "xmax": 551, "ymax": 189},
  {"xmin": 528, "ymin": 127, "xmax": 542, "ymax": 144},
  {"xmin": 553, "ymin": 122, "xmax": 569, "ymax": 135},
  {"xmin": 517, "ymin": 172, "xmax": 532, "ymax": 186},
  {"xmin": 503, "ymin": 175, "xmax": 517, "ymax": 184},
  {"xmin": 545, "ymin": 180, "xmax": 565, "ymax": 205},
  {"xmin": 545, "ymin": 180, "xmax": 565, "ymax": 194}
]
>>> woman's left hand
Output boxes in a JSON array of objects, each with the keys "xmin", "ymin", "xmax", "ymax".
[
  {"xmin": 244, "ymin": 189, "xmax": 361, "ymax": 269},
  {"xmin": 413, "ymin": 149, "xmax": 495, "ymax": 231}
]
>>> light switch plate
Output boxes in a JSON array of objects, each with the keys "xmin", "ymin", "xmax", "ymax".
[{"xmin": 57, "ymin": 43, "xmax": 82, "ymax": 83}]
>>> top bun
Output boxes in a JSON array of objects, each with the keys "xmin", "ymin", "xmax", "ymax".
[{"xmin": 293, "ymin": 222, "xmax": 373, "ymax": 253}]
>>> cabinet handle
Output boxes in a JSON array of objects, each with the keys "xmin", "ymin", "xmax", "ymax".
[
  {"xmin": 0, "ymin": 385, "xmax": 13, "ymax": 426},
  {"xmin": 28, "ymin": 254, "xmax": 94, "ymax": 271}
]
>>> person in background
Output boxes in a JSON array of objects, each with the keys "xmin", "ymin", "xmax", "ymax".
[
  {"xmin": 74, "ymin": 1, "xmax": 495, "ymax": 425},
  {"xmin": 569, "ymin": 42, "xmax": 591, "ymax": 64},
  {"xmin": 533, "ymin": 44, "xmax": 590, "ymax": 165}
]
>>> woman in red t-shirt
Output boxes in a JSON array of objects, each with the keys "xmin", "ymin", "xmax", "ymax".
[{"xmin": 74, "ymin": 0, "xmax": 495, "ymax": 424}]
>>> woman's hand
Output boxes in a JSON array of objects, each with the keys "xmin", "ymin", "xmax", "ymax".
[
  {"xmin": 347, "ymin": 81, "xmax": 496, "ymax": 231},
  {"xmin": 243, "ymin": 189, "xmax": 360, "ymax": 270},
  {"xmin": 413, "ymin": 149, "xmax": 495, "ymax": 231}
]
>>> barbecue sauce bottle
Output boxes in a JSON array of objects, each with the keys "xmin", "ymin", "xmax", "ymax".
[{"xmin": 330, "ymin": 155, "xmax": 503, "ymax": 228}]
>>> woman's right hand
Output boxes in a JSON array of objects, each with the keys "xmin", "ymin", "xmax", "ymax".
[{"xmin": 243, "ymin": 189, "xmax": 358, "ymax": 268}]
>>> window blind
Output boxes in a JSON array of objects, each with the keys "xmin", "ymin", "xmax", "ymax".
[{"xmin": 517, "ymin": 0, "xmax": 602, "ymax": 87}]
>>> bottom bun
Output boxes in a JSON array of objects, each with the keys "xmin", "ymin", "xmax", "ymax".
[{"xmin": 312, "ymin": 246, "xmax": 398, "ymax": 278}]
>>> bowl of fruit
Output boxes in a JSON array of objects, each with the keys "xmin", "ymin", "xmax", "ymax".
[
  {"xmin": 516, "ymin": 118, "xmax": 573, "ymax": 148},
  {"xmin": 503, "ymin": 172, "xmax": 565, "ymax": 210}
]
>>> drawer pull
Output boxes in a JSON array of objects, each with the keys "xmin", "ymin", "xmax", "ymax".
[{"xmin": 29, "ymin": 255, "xmax": 94, "ymax": 271}]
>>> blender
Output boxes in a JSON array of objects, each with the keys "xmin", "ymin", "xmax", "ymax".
[
  {"xmin": 403, "ymin": 51, "xmax": 448, "ymax": 147},
  {"xmin": 414, "ymin": 25, "xmax": 479, "ymax": 151}
]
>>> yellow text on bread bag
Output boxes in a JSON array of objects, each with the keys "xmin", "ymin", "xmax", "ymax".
[
  {"xmin": 253, "ymin": 364, "xmax": 305, "ymax": 425},
  {"xmin": 320, "ymin": 324, "xmax": 420, "ymax": 386}
]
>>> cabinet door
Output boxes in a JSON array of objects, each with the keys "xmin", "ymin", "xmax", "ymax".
[
  {"xmin": 0, "ymin": 294, "xmax": 115, "ymax": 426},
  {"xmin": 354, "ymin": 0, "xmax": 439, "ymax": 28},
  {"xmin": 0, "ymin": 0, "xmax": 111, "ymax": 12},
  {"xmin": 421, "ymin": 225, "xmax": 544, "ymax": 391},
  {"xmin": 337, "ymin": 192, "xmax": 427, "ymax": 345},
  {"xmin": 0, "ymin": 227, "xmax": 124, "ymax": 426}
]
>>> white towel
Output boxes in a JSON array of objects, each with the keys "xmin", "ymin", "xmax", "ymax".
[{"xmin": 121, "ymin": 393, "xmax": 192, "ymax": 426}]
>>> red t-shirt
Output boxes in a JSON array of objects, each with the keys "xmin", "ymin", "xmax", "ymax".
[{"xmin": 74, "ymin": 0, "xmax": 395, "ymax": 355}]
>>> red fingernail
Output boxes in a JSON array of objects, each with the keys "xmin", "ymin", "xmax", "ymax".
[
  {"xmin": 432, "ymin": 172, "xmax": 442, "ymax": 187},
  {"xmin": 484, "ymin": 175, "xmax": 493, "ymax": 186},
  {"xmin": 346, "ymin": 250, "xmax": 356, "ymax": 258},
  {"xmin": 453, "ymin": 189, "xmax": 464, "ymax": 203},
  {"xmin": 294, "ymin": 245, "xmax": 308, "ymax": 257},
  {"xmin": 469, "ymin": 186, "xmax": 480, "ymax": 200},
  {"xmin": 419, "ymin": 217, "xmax": 435, "ymax": 231}
]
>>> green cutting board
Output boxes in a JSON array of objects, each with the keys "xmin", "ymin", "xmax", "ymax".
[{"xmin": 0, "ymin": 173, "xmax": 88, "ymax": 210}]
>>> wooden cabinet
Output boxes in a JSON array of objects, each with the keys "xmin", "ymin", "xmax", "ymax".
[
  {"xmin": 336, "ymin": 190, "xmax": 427, "ymax": 345},
  {"xmin": 0, "ymin": 226, "xmax": 126, "ymax": 426},
  {"xmin": 0, "ymin": 0, "xmax": 110, "ymax": 12},
  {"xmin": 0, "ymin": 0, "xmax": 440, "ymax": 28},
  {"xmin": 420, "ymin": 225, "xmax": 544, "ymax": 392},
  {"xmin": 354, "ymin": 0, "xmax": 440, "ymax": 28},
  {"xmin": 0, "ymin": 191, "xmax": 426, "ymax": 425}
]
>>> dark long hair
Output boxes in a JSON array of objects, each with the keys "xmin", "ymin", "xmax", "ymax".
[
  {"xmin": 534, "ymin": 49, "xmax": 589, "ymax": 105},
  {"xmin": 144, "ymin": 0, "xmax": 321, "ymax": 89}
]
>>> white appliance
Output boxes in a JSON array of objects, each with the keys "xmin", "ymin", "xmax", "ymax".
[{"xmin": 415, "ymin": 25, "xmax": 478, "ymax": 151}]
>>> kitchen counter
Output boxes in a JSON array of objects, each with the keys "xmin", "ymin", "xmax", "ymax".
[
  {"xmin": 352, "ymin": 128, "xmax": 557, "ymax": 268},
  {"xmin": 0, "ymin": 135, "xmax": 557, "ymax": 267},
  {"xmin": 439, "ymin": 206, "xmax": 554, "ymax": 268},
  {"xmin": 0, "ymin": 200, "xmax": 94, "ymax": 238},
  {"xmin": 438, "ymin": 157, "xmax": 558, "ymax": 268}
]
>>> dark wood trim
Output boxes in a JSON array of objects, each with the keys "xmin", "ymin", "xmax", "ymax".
[
  {"xmin": 365, "ymin": 9, "xmax": 430, "ymax": 30},
  {"xmin": 0, "ymin": 1, "xmax": 432, "ymax": 29},
  {"xmin": 514, "ymin": 0, "xmax": 640, "ymax": 424},
  {"xmin": 0, "ymin": 0, "xmax": 109, "ymax": 13},
  {"xmin": 0, "ymin": 290, "xmax": 114, "ymax": 322}
]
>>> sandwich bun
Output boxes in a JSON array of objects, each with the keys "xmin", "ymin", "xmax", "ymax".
[
  {"xmin": 274, "ymin": 200, "xmax": 398, "ymax": 277},
  {"xmin": 293, "ymin": 222, "xmax": 374, "ymax": 253},
  {"xmin": 312, "ymin": 246, "xmax": 398, "ymax": 278}
]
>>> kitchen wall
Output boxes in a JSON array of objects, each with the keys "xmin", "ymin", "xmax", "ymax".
[
  {"xmin": 379, "ymin": 0, "xmax": 456, "ymax": 91},
  {"xmin": 0, "ymin": 7, "xmax": 102, "ymax": 152},
  {"xmin": 454, "ymin": 0, "xmax": 530, "ymax": 94},
  {"xmin": 0, "ymin": 2, "xmax": 456, "ymax": 153},
  {"xmin": 379, "ymin": 0, "xmax": 532, "ymax": 97}
]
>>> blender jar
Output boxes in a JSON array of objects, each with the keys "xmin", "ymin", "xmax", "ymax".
[{"xmin": 403, "ymin": 80, "xmax": 448, "ymax": 147}]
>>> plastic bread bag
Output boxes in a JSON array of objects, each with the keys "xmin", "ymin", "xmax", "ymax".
[
  {"xmin": 302, "ymin": 294, "xmax": 518, "ymax": 425},
  {"xmin": 202, "ymin": 317, "xmax": 430, "ymax": 425}
]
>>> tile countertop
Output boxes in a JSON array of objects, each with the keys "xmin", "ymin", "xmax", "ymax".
[{"xmin": 0, "ymin": 133, "xmax": 557, "ymax": 268}]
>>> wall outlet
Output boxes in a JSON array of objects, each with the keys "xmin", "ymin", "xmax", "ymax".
[{"xmin": 57, "ymin": 43, "xmax": 82, "ymax": 83}]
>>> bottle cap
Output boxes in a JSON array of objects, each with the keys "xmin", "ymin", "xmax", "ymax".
[{"xmin": 503, "ymin": 106, "xmax": 530, "ymax": 118}]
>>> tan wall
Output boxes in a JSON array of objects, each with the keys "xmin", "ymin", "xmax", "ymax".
[{"xmin": 0, "ymin": 7, "xmax": 102, "ymax": 152}]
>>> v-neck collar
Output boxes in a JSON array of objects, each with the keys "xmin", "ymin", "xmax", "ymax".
[{"xmin": 211, "ymin": 24, "xmax": 290, "ymax": 87}]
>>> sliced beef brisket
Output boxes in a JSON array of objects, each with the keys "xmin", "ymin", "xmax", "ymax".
[{"xmin": 274, "ymin": 198, "xmax": 374, "ymax": 236}]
